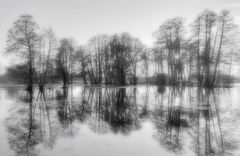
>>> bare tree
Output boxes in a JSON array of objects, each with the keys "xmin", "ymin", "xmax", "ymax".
[
  {"xmin": 190, "ymin": 9, "xmax": 237, "ymax": 87},
  {"xmin": 75, "ymin": 46, "xmax": 90, "ymax": 84},
  {"xmin": 154, "ymin": 17, "xmax": 185, "ymax": 85},
  {"xmin": 56, "ymin": 38, "xmax": 75, "ymax": 87},
  {"xmin": 35, "ymin": 28, "xmax": 57, "ymax": 89},
  {"xmin": 6, "ymin": 14, "xmax": 39, "ymax": 90}
]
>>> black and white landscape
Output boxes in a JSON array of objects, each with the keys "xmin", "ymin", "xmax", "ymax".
[{"xmin": 1, "ymin": 0, "xmax": 240, "ymax": 156}]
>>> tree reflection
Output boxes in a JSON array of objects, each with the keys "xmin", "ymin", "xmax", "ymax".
[
  {"xmin": 7, "ymin": 89, "xmax": 40, "ymax": 156},
  {"xmin": 56, "ymin": 86, "xmax": 74, "ymax": 128},
  {"xmin": 56, "ymin": 86, "xmax": 141, "ymax": 135},
  {"xmin": 152, "ymin": 87, "xmax": 238, "ymax": 155},
  {"xmin": 73, "ymin": 87, "xmax": 92, "ymax": 123},
  {"xmin": 4, "ymin": 86, "xmax": 239, "ymax": 156},
  {"xmin": 153, "ymin": 87, "xmax": 187, "ymax": 153},
  {"xmin": 73, "ymin": 87, "xmax": 141, "ymax": 135},
  {"xmin": 6, "ymin": 88, "xmax": 65, "ymax": 156},
  {"xmin": 101, "ymin": 88, "xmax": 140, "ymax": 134},
  {"xmin": 140, "ymin": 86, "xmax": 150, "ymax": 119}
]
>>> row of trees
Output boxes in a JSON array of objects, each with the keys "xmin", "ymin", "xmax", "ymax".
[
  {"xmin": 72, "ymin": 34, "xmax": 142, "ymax": 85},
  {"xmin": 5, "ymin": 9, "xmax": 239, "ymax": 89},
  {"xmin": 153, "ymin": 9, "xmax": 238, "ymax": 87},
  {"xmin": 5, "ymin": 15, "xmax": 147, "ymax": 90}
]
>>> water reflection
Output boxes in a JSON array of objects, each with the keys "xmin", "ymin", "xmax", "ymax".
[
  {"xmin": 3, "ymin": 86, "xmax": 240, "ymax": 156},
  {"xmin": 7, "ymin": 89, "xmax": 40, "ymax": 156},
  {"xmin": 152, "ymin": 87, "xmax": 230, "ymax": 155}
]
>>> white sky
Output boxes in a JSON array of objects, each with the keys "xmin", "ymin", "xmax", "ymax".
[{"xmin": 1, "ymin": 0, "xmax": 240, "ymax": 74}]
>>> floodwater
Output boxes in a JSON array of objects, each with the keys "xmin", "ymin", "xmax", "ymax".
[{"xmin": 0, "ymin": 85, "xmax": 240, "ymax": 156}]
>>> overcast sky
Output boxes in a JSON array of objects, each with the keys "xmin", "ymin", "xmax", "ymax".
[{"xmin": 1, "ymin": 0, "xmax": 240, "ymax": 74}]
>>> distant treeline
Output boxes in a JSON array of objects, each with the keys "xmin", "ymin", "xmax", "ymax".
[{"xmin": 1, "ymin": 9, "xmax": 239, "ymax": 89}]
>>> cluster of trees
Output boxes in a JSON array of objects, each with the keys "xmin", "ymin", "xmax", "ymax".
[
  {"xmin": 4, "ymin": 9, "xmax": 239, "ymax": 89},
  {"xmin": 153, "ymin": 9, "xmax": 238, "ymax": 87},
  {"xmin": 75, "ymin": 34, "xmax": 145, "ymax": 85},
  {"xmin": 5, "ymin": 15, "xmax": 147, "ymax": 90}
]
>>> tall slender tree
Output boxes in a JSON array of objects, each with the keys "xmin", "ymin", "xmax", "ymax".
[{"xmin": 6, "ymin": 15, "xmax": 39, "ymax": 90}]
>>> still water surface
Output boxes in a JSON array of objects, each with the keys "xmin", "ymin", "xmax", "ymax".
[{"xmin": 0, "ymin": 85, "xmax": 240, "ymax": 156}]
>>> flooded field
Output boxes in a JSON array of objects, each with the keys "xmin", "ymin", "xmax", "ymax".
[{"xmin": 0, "ymin": 85, "xmax": 240, "ymax": 156}]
